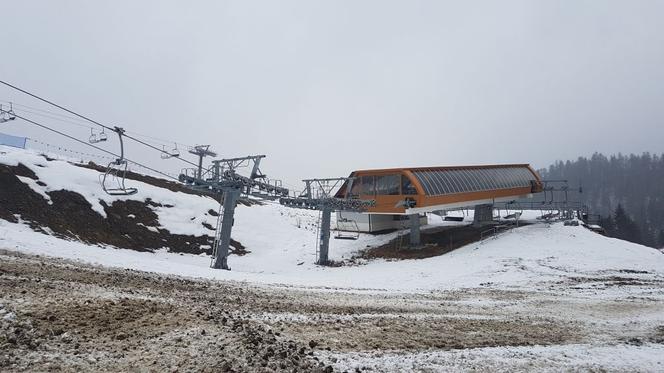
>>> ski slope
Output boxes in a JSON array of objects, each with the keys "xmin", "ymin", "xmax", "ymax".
[{"xmin": 1, "ymin": 145, "xmax": 663, "ymax": 292}]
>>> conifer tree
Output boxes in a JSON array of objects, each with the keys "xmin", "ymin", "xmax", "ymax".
[{"xmin": 613, "ymin": 204, "xmax": 641, "ymax": 244}]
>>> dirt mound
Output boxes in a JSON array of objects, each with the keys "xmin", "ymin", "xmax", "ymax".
[{"xmin": 0, "ymin": 162, "xmax": 245, "ymax": 255}]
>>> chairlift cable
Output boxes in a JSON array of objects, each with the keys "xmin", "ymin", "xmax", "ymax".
[
  {"xmin": 7, "ymin": 107, "xmax": 95, "ymax": 129},
  {"xmin": 2, "ymin": 99, "xmax": 194, "ymax": 149},
  {"xmin": 11, "ymin": 113, "xmax": 180, "ymax": 182},
  {"xmin": 1, "ymin": 100, "xmax": 95, "ymax": 125},
  {"xmin": 12, "ymin": 107, "xmax": 186, "ymax": 148},
  {"xmin": 6, "ymin": 101, "xmax": 192, "ymax": 154},
  {"xmin": 0, "ymin": 81, "xmax": 200, "ymax": 167}
]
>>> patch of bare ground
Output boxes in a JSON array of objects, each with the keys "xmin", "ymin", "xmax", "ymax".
[
  {"xmin": 2, "ymin": 249, "xmax": 663, "ymax": 372},
  {"xmin": 271, "ymin": 316, "xmax": 576, "ymax": 352},
  {"xmin": 354, "ymin": 223, "xmax": 525, "ymax": 261},
  {"xmin": 0, "ymin": 250, "xmax": 331, "ymax": 372}
]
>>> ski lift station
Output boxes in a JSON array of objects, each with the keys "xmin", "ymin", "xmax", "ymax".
[
  {"xmin": 334, "ymin": 164, "xmax": 543, "ymax": 232},
  {"xmin": 0, "ymin": 81, "xmax": 582, "ymax": 271}
]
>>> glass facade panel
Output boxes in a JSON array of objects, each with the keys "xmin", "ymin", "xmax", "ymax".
[
  {"xmin": 349, "ymin": 178, "xmax": 361, "ymax": 197},
  {"xmin": 503, "ymin": 168, "xmax": 516, "ymax": 187},
  {"xmin": 414, "ymin": 171, "xmax": 433, "ymax": 195},
  {"xmin": 375, "ymin": 174, "xmax": 401, "ymax": 195},
  {"xmin": 507, "ymin": 168, "xmax": 520, "ymax": 187},
  {"xmin": 401, "ymin": 175, "xmax": 417, "ymax": 195},
  {"xmin": 434, "ymin": 171, "xmax": 446, "ymax": 194},
  {"xmin": 495, "ymin": 169, "xmax": 509, "ymax": 188},
  {"xmin": 471, "ymin": 169, "xmax": 487, "ymax": 191},
  {"xmin": 420, "ymin": 171, "xmax": 434, "ymax": 194},
  {"xmin": 509, "ymin": 168, "xmax": 523, "ymax": 187},
  {"xmin": 445, "ymin": 170, "xmax": 461, "ymax": 192},
  {"xmin": 505, "ymin": 168, "xmax": 518, "ymax": 187},
  {"xmin": 517, "ymin": 168, "xmax": 533, "ymax": 186},
  {"xmin": 509, "ymin": 169, "xmax": 519, "ymax": 187},
  {"xmin": 436, "ymin": 170, "xmax": 453, "ymax": 194},
  {"xmin": 473, "ymin": 169, "xmax": 489, "ymax": 190},
  {"xmin": 456, "ymin": 170, "xmax": 475, "ymax": 192},
  {"xmin": 490, "ymin": 169, "xmax": 504, "ymax": 188},
  {"xmin": 444, "ymin": 170, "xmax": 461, "ymax": 193},
  {"xmin": 431, "ymin": 170, "xmax": 449, "ymax": 194},
  {"xmin": 448, "ymin": 170, "xmax": 467, "ymax": 192},
  {"xmin": 463, "ymin": 169, "xmax": 481, "ymax": 191},
  {"xmin": 439, "ymin": 171, "xmax": 457, "ymax": 193},
  {"xmin": 478, "ymin": 168, "xmax": 497, "ymax": 189},
  {"xmin": 495, "ymin": 169, "xmax": 507, "ymax": 188},
  {"xmin": 361, "ymin": 176, "xmax": 375, "ymax": 195},
  {"xmin": 411, "ymin": 167, "xmax": 536, "ymax": 196}
]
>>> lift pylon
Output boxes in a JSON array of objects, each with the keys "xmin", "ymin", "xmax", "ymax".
[
  {"xmin": 279, "ymin": 177, "xmax": 375, "ymax": 265},
  {"xmin": 179, "ymin": 154, "xmax": 287, "ymax": 270}
]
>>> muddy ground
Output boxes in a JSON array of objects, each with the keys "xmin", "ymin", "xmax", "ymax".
[{"xmin": 1, "ymin": 249, "xmax": 663, "ymax": 372}]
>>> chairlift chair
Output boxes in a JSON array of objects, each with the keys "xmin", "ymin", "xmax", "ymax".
[
  {"xmin": 160, "ymin": 145, "xmax": 171, "ymax": 159},
  {"xmin": 101, "ymin": 159, "xmax": 138, "ymax": 196},
  {"xmin": 89, "ymin": 128, "xmax": 107, "ymax": 144},
  {"xmin": 98, "ymin": 129, "xmax": 108, "ymax": 142},
  {"xmin": 89, "ymin": 129, "xmax": 98, "ymax": 144},
  {"xmin": 0, "ymin": 103, "xmax": 16, "ymax": 123},
  {"xmin": 334, "ymin": 217, "xmax": 360, "ymax": 240},
  {"xmin": 100, "ymin": 127, "xmax": 138, "ymax": 196},
  {"xmin": 170, "ymin": 143, "xmax": 180, "ymax": 158},
  {"xmin": 503, "ymin": 202, "xmax": 523, "ymax": 220},
  {"xmin": 161, "ymin": 143, "xmax": 181, "ymax": 159}
]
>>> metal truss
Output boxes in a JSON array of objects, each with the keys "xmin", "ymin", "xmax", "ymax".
[
  {"xmin": 278, "ymin": 177, "xmax": 375, "ymax": 265},
  {"xmin": 179, "ymin": 154, "xmax": 288, "ymax": 270}
]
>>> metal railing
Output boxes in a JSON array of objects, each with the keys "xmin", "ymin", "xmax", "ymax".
[{"xmin": 479, "ymin": 222, "xmax": 518, "ymax": 242}]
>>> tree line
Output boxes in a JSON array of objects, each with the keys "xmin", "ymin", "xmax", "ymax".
[{"xmin": 539, "ymin": 152, "xmax": 664, "ymax": 248}]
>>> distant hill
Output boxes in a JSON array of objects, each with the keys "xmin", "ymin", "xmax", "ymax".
[{"xmin": 539, "ymin": 152, "xmax": 664, "ymax": 248}]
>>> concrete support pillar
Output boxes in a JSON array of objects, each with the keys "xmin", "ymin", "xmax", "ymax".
[
  {"xmin": 317, "ymin": 207, "xmax": 332, "ymax": 265},
  {"xmin": 473, "ymin": 204, "xmax": 494, "ymax": 226},
  {"xmin": 212, "ymin": 189, "xmax": 240, "ymax": 270},
  {"xmin": 409, "ymin": 214, "xmax": 421, "ymax": 247}
]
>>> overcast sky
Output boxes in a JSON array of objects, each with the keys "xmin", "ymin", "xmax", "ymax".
[{"xmin": 1, "ymin": 1, "xmax": 663, "ymax": 189}]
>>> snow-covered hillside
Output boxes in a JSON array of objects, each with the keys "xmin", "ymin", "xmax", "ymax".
[
  {"xmin": 3, "ymin": 145, "xmax": 664, "ymax": 372},
  {"xmin": 1, "ymin": 145, "xmax": 663, "ymax": 292}
]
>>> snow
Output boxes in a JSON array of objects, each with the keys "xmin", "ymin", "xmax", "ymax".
[
  {"xmin": 0, "ymin": 146, "xmax": 219, "ymax": 235},
  {"xmin": 1, "ymin": 200, "xmax": 663, "ymax": 293},
  {"xmin": 2, "ymin": 144, "xmax": 664, "ymax": 293},
  {"xmin": 2, "ymin": 312, "xmax": 16, "ymax": 321},
  {"xmin": 320, "ymin": 343, "xmax": 664, "ymax": 372}
]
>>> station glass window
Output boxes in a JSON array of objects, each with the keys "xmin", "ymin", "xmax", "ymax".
[
  {"xmin": 375, "ymin": 174, "xmax": 401, "ymax": 195},
  {"xmin": 361, "ymin": 176, "xmax": 375, "ymax": 195},
  {"xmin": 349, "ymin": 178, "xmax": 362, "ymax": 197},
  {"xmin": 401, "ymin": 175, "xmax": 417, "ymax": 195}
]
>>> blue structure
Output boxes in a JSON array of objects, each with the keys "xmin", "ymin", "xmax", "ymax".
[{"xmin": 0, "ymin": 132, "xmax": 27, "ymax": 149}]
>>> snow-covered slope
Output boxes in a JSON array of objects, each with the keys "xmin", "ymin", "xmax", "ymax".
[
  {"xmin": 1, "ymin": 145, "xmax": 663, "ymax": 292},
  {"xmin": 0, "ymin": 146, "xmax": 219, "ymax": 236}
]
